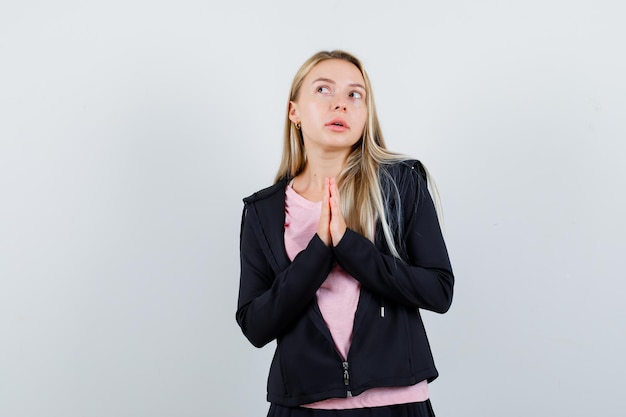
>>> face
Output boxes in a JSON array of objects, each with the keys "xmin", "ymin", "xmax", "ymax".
[{"xmin": 289, "ymin": 59, "xmax": 368, "ymax": 154}]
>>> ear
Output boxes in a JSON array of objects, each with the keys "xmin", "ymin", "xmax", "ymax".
[{"xmin": 288, "ymin": 101, "xmax": 300, "ymax": 124}]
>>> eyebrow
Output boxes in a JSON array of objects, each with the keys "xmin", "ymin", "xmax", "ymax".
[{"xmin": 312, "ymin": 77, "xmax": 366, "ymax": 90}]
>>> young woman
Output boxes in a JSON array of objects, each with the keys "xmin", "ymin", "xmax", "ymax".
[{"xmin": 237, "ymin": 50, "xmax": 454, "ymax": 417}]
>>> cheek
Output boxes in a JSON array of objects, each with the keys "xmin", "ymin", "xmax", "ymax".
[
  {"xmin": 356, "ymin": 109, "xmax": 368, "ymax": 129},
  {"xmin": 303, "ymin": 101, "xmax": 325, "ymax": 119}
]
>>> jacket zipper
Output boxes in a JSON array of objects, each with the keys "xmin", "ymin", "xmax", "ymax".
[{"xmin": 342, "ymin": 361, "xmax": 352, "ymax": 397}]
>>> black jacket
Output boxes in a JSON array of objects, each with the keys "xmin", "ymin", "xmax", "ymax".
[{"xmin": 236, "ymin": 160, "xmax": 454, "ymax": 407}]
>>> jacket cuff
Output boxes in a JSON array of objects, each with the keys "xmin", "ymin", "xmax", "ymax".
[
  {"xmin": 333, "ymin": 228, "xmax": 368, "ymax": 258},
  {"xmin": 308, "ymin": 232, "xmax": 334, "ymax": 257}
]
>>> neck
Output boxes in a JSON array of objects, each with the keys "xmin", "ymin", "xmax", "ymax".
[
  {"xmin": 301, "ymin": 150, "xmax": 348, "ymax": 186},
  {"xmin": 292, "ymin": 149, "xmax": 349, "ymax": 201}
]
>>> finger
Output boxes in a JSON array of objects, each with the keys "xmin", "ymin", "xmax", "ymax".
[
  {"xmin": 317, "ymin": 178, "xmax": 331, "ymax": 246},
  {"xmin": 321, "ymin": 178, "xmax": 330, "ymax": 217},
  {"xmin": 328, "ymin": 178, "xmax": 344, "ymax": 219},
  {"xmin": 328, "ymin": 178, "xmax": 347, "ymax": 246},
  {"xmin": 329, "ymin": 177, "xmax": 337, "ymax": 197},
  {"xmin": 329, "ymin": 195, "xmax": 347, "ymax": 246},
  {"xmin": 327, "ymin": 178, "xmax": 336, "ymax": 205}
]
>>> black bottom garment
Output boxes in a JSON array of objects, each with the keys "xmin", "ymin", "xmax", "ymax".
[{"xmin": 267, "ymin": 400, "xmax": 436, "ymax": 417}]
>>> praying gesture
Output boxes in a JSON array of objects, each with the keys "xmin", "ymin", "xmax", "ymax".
[{"xmin": 317, "ymin": 177, "xmax": 347, "ymax": 247}]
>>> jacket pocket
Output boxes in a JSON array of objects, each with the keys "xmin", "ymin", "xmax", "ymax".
[
  {"xmin": 270, "ymin": 311, "xmax": 344, "ymax": 399},
  {"xmin": 350, "ymin": 302, "xmax": 413, "ymax": 385}
]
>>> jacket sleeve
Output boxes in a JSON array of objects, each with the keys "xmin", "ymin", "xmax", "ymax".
[
  {"xmin": 333, "ymin": 162, "xmax": 454, "ymax": 313},
  {"xmin": 236, "ymin": 204, "xmax": 334, "ymax": 348}
]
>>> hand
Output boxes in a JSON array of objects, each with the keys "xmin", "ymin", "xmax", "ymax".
[
  {"xmin": 328, "ymin": 178, "xmax": 347, "ymax": 246},
  {"xmin": 316, "ymin": 178, "xmax": 331, "ymax": 246}
]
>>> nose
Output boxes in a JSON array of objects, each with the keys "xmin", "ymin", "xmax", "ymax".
[{"xmin": 333, "ymin": 102, "xmax": 347, "ymax": 112}]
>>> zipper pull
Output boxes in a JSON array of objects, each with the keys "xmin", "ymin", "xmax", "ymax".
[
  {"xmin": 343, "ymin": 361, "xmax": 352, "ymax": 397},
  {"xmin": 380, "ymin": 299, "xmax": 385, "ymax": 318}
]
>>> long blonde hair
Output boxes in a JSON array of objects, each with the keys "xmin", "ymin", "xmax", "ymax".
[{"xmin": 275, "ymin": 50, "xmax": 438, "ymax": 259}]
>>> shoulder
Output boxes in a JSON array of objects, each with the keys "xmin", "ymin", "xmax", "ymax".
[
  {"xmin": 243, "ymin": 178, "xmax": 289, "ymax": 205},
  {"xmin": 380, "ymin": 158, "xmax": 427, "ymax": 184},
  {"xmin": 379, "ymin": 159, "xmax": 430, "ymax": 214},
  {"xmin": 240, "ymin": 178, "xmax": 288, "ymax": 235}
]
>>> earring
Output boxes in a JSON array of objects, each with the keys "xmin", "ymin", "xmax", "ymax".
[{"xmin": 295, "ymin": 122, "xmax": 301, "ymax": 130}]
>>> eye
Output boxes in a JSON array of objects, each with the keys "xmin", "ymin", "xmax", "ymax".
[
  {"xmin": 317, "ymin": 86, "xmax": 330, "ymax": 94},
  {"xmin": 350, "ymin": 91, "xmax": 363, "ymax": 99}
]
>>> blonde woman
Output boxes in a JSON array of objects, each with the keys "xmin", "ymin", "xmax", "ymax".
[{"xmin": 237, "ymin": 50, "xmax": 454, "ymax": 417}]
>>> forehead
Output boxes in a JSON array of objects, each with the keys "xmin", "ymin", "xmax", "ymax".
[{"xmin": 305, "ymin": 59, "xmax": 365, "ymax": 85}]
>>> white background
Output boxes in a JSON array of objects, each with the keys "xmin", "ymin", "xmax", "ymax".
[{"xmin": 1, "ymin": 1, "xmax": 625, "ymax": 416}]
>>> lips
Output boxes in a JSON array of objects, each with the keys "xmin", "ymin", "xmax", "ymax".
[{"xmin": 325, "ymin": 118, "xmax": 350, "ymax": 130}]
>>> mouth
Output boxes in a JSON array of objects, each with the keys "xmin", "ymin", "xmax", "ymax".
[{"xmin": 326, "ymin": 118, "xmax": 349, "ymax": 129}]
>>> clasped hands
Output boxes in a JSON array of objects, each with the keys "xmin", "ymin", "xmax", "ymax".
[{"xmin": 317, "ymin": 177, "xmax": 347, "ymax": 247}]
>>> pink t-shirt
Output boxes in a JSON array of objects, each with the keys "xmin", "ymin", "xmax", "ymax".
[{"xmin": 284, "ymin": 185, "xmax": 428, "ymax": 409}]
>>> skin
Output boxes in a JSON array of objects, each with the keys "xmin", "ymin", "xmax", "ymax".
[{"xmin": 288, "ymin": 59, "xmax": 368, "ymax": 247}]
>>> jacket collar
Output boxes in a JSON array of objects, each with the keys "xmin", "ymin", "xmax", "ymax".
[
  {"xmin": 243, "ymin": 178, "xmax": 291, "ymax": 273},
  {"xmin": 243, "ymin": 178, "xmax": 289, "ymax": 204}
]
